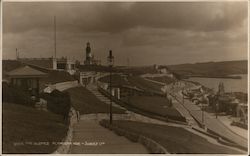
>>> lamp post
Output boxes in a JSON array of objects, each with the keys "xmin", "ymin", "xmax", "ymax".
[
  {"xmin": 107, "ymin": 50, "xmax": 114, "ymax": 124},
  {"xmin": 200, "ymin": 93, "xmax": 205, "ymax": 127},
  {"xmin": 202, "ymin": 102, "xmax": 204, "ymax": 124},
  {"xmin": 182, "ymin": 89, "xmax": 184, "ymax": 104}
]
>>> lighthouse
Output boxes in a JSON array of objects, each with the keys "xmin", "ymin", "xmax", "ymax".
[{"xmin": 84, "ymin": 42, "xmax": 92, "ymax": 65}]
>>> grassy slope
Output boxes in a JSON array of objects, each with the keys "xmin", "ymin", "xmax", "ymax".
[
  {"xmin": 167, "ymin": 60, "xmax": 247, "ymax": 77},
  {"xmin": 2, "ymin": 103, "xmax": 68, "ymax": 154},
  {"xmin": 147, "ymin": 76, "xmax": 175, "ymax": 84},
  {"xmin": 122, "ymin": 96, "xmax": 183, "ymax": 120},
  {"xmin": 111, "ymin": 120, "xmax": 240, "ymax": 154},
  {"xmin": 123, "ymin": 66, "xmax": 158, "ymax": 75},
  {"xmin": 39, "ymin": 70, "xmax": 75, "ymax": 90},
  {"xmin": 98, "ymin": 74, "xmax": 129, "ymax": 86},
  {"xmin": 66, "ymin": 86, "xmax": 125, "ymax": 114},
  {"xmin": 128, "ymin": 76, "xmax": 163, "ymax": 94}
]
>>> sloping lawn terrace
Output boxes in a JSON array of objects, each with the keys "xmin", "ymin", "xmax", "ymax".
[
  {"xmin": 121, "ymin": 95, "xmax": 185, "ymax": 122},
  {"xmin": 66, "ymin": 86, "xmax": 125, "ymax": 114},
  {"xmin": 39, "ymin": 70, "xmax": 76, "ymax": 90},
  {"xmin": 2, "ymin": 103, "xmax": 68, "ymax": 154},
  {"xmin": 128, "ymin": 76, "xmax": 164, "ymax": 95},
  {"xmin": 98, "ymin": 74, "xmax": 129, "ymax": 86},
  {"xmin": 105, "ymin": 120, "xmax": 240, "ymax": 154},
  {"xmin": 146, "ymin": 76, "xmax": 175, "ymax": 85}
]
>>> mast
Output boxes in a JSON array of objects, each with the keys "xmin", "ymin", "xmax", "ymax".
[
  {"xmin": 54, "ymin": 16, "xmax": 57, "ymax": 59},
  {"xmin": 16, "ymin": 48, "xmax": 18, "ymax": 60}
]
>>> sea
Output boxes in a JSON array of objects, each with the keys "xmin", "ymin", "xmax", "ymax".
[{"xmin": 187, "ymin": 74, "xmax": 248, "ymax": 93}]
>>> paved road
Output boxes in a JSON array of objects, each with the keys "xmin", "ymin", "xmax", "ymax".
[
  {"xmin": 70, "ymin": 120, "xmax": 149, "ymax": 154},
  {"xmin": 144, "ymin": 78, "xmax": 247, "ymax": 149},
  {"xmin": 173, "ymin": 85, "xmax": 248, "ymax": 149},
  {"xmin": 139, "ymin": 78, "xmax": 248, "ymax": 149},
  {"xmin": 144, "ymin": 78, "xmax": 199, "ymax": 127}
]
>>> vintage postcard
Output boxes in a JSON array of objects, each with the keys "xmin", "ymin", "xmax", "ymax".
[{"xmin": 1, "ymin": 0, "xmax": 248, "ymax": 155}]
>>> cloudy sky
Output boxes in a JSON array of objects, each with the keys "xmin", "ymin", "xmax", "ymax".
[{"xmin": 2, "ymin": 1, "xmax": 248, "ymax": 66}]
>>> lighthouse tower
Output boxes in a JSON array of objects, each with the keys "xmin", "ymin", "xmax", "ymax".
[{"xmin": 84, "ymin": 42, "xmax": 92, "ymax": 65}]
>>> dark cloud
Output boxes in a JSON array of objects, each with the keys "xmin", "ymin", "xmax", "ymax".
[
  {"xmin": 3, "ymin": 2, "xmax": 247, "ymax": 33},
  {"xmin": 2, "ymin": 1, "xmax": 248, "ymax": 66}
]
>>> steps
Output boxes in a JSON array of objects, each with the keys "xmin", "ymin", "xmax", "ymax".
[
  {"xmin": 85, "ymin": 84, "xmax": 188, "ymax": 128},
  {"xmin": 86, "ymin": 85, "xmax": 127, "ymax": 111}
]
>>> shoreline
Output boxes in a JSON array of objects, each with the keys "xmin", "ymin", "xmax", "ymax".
[{"xmin": 185, "ymin": 75, "xmax": 242, "ymax": 79}]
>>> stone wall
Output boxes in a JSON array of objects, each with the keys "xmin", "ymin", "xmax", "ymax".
[{"xmin": 53, "ymin": 107, "xmax": 77, "ymax": 154}]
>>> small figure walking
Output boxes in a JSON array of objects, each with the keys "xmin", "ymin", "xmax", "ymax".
[{"xmin": 77, "ymin": 111, "xmax": 80, "ymax": 122}]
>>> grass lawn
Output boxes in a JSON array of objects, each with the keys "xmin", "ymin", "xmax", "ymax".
[
  {"xmin": 108, "ymin": 120, "xmax": 240, "ymax": 154},
  {"xmin": 147, "ymin": 76, "xmax": 175, "ymax": 85},
  {"xmin": 66, "ymin": 86, "xmax": 125, "ymax": 114},
  {"xmin": 98, "ymin": 74, "xmax": 129, "ymax": 86},
  {"xmin": 2, "ymin": 103, "xmax": 68, "ymax": 154},
  {"xmin": 121, "ymin": 96, "xmax": 184, "ymax": 121},
  {"xmin": 128, "ymin": 76, "xmax": 163, "ymax": 94},
  {"xmin": 40, "ymin": 70, "xmax": 75, "ymax": 89}
]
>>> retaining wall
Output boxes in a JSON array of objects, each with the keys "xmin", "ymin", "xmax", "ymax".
[{"xmin": 53, "ymin": 107, "xmax": 77, "ymax": 154}]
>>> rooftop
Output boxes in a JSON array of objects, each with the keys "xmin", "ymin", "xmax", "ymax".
[{"xmin": 7, "ymin": 65, "xmax": 47, "ymax": 78}]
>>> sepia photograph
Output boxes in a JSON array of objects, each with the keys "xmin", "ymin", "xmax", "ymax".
[{"xmin": 1, "ymin": 0, "xmax": 249, "ymax": 154}]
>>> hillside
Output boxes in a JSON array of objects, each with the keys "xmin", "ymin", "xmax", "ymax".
[
  {"xmin": 167, "ymin": 60, "xmax": 247, "ymax": 78},
  {"xmin": 2, "ymin": 103, "xmax": 68, "ymax": 153}
]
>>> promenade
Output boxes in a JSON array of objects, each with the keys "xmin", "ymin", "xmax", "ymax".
[
  {"xmin": 173, "ymin": 83, "xmax": 248, "ymax": 149},
  {"xmin": 138, "ymin": 77, "xmax": 248, "ymax": 150}
]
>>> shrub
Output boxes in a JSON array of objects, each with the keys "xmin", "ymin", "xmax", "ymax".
[{"xmin": 2, "ymin": 82, "xmax": 35, "ymax": 107}]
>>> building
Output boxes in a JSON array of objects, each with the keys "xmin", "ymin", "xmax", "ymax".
[
  {"xmin": 19, "ymin": 57, "xmax": 76, "ymax": 75},
  {"xmin": 54, "ymin": 57, "xmax": 76, "ymax": 75},
  {"xmin": 7, "ymin": 65, "xmax": 47, "ymax": 101},
  {"xmin": 79, "ymin": 71, "xmax": 97, "ymax": 86}
]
